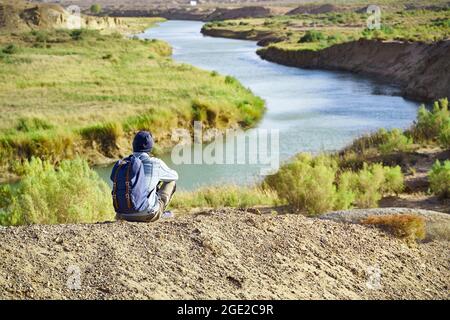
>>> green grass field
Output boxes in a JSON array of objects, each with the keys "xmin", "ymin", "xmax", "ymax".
[{"xmin": 0, "ymin": 18, "xmax": 265, "ymax": 177}]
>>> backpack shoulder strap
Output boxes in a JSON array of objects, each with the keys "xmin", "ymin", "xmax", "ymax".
[
  {"xmin": 112, "ymin": 161, "xmax": 124, "ymax": 211},
  {"xmin": 125, "ymin": 162, "xmax": 132, "ymax": 209}
]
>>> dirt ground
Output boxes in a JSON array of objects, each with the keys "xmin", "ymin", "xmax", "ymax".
[{"xmin": 0, "ymin": 208, "xmax": 448, "ymax": 300}]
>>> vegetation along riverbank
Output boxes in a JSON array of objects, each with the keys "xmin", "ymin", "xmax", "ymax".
[{"xmin": 1, "ymin": 98, "xmax": 449, "ymax": 226}]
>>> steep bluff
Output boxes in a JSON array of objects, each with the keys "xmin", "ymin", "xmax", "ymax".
[
  {"xmin": 257, "ymin": 39, "xmax": 450, "ymax": 101},
  {"xmin": 0, "ymin": 1, "xmax": 124, "ymax": 31}
]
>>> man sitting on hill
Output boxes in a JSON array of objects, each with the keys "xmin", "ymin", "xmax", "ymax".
[{"xmin": 111, "ymin": 131, "xmax": 178, "ymax": 222}]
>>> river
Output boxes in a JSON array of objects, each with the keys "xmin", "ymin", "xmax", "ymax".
[{"xmin": 96, "ymin": 20, "xmax": 419, "ymax": 191}]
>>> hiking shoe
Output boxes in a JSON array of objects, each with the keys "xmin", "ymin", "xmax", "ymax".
[{"xmin": 161, "ymin": 211, "xmax": 174, "ymax": 219}]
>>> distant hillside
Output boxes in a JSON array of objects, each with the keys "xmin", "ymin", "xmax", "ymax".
[{"xmin": 0, "ymin": 0, "xmax": 124, "ymax": 31}]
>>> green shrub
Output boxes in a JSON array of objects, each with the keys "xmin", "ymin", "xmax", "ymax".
[
  {"xmin": 2, "ymin": 44, "xmax": 19, "ymax": 55},
  {"xmin": 335, "ymin": 171, "xmax": 357, "ymax": 210},
  {"xmin": 327, "ymin": 33, "xmax": 345, "ymax": 44},
  {"xmin": 31, "ymin": 30, "xmax": 49, "ymax": 43},
  {"xmin": 70, "ymin": 29, "xmax": 85, "ymax": 41},
  {"xmin": 438, "ymin": 117, "xmax": 450, "ymax": 149},
  {"xmin": 102, "ymin": 53, "xmax": 113, "ymax": 60},
  {"xmin": 428, "ymin": 160, "xmax": 450, "ymax": 198},
  {"xmin": 264, "ymin": 154, "xmax": 404, "ymax": 215},
  {"xmin": 0, "ymin": 158, "xmax": 114, "ymax": 226},
  {"xmin": 225, "ymin": 75, "xmax": 239, "ymax": 85},
  {"xmin": 299, "ymin": 30, "xmax": 326, "ymax": 43},
  {"xmin": 264, "ymin": 154, "xmax": 338, "ymax": 215},
  {"xmin": 90, "ymin": 3, "xmax": 102, "ymax": 14},
  {"xmin": 350, "ymin": 164, "xmax": 404, "ymax": 208},
  {"xmin": 431, "ymin": 18, "xmax": 450, "ymax": 27},
  {"xmin": 413, "ymin": 98, "xmax": 449, "ymax": 144},
  {"xmin": 382, "ymin": 165, "xmax": 405, "ymax": 195},
  {"xmin": 378, "ymin": 128, "xmax": 413, "ymax": 154},
  {"xmin": 345, "ymin": 99, "xmax": 449, "ymax": 154}
]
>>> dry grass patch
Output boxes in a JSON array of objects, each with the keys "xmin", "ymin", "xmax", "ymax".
[{"xmin": 362, "ymin": 214, "xmax": 426, "ymax": 243}]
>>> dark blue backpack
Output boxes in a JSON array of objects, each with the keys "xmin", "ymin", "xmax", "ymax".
[{"xmin": 110, "ymin": 155, "xmax": 149, "ymax": 214}]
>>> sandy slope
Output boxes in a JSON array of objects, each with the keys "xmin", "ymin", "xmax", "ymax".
[{"xmin": 0, "ymin": 209, "xmax": 448, "ymax": 300}]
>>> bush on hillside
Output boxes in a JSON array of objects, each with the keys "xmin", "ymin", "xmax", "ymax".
[
  {"xmin": 90, "ymin": 4, "xmax": 102, "ymax": 14},
  {"xmin": 412, "ymin": 98, "xmax": 449, "ymax": 145},
  {"xmin": 428, "ymin": 160, "xmax": 450, "ymax": 198},
  {"xmin": 378, "ymin": 128, "xmax": 414, "ymax": 154},
  {"xmin": 299, "ymin": 30, "xmax": 326, "ymax": 43},
  {"xmin": 70, "ymin": 29, "xmax": 85, "ymax": 41},
  {"xmin": 0, "ymin": 158, "xmax": 114, "ymax": 226},
  {"xmin": 264, "ymin": 154, "xmax": 404, "ymax": 215},
  {"xmin": 2, "ymin": 44, "xmax": 20, "ymax": 55},
  {"xmin": 349, "ymin": 163, "xmax": 404, "ymax": 208},
  {"xmin": 265, "ymin": 154, "xmax": 338, "ymax": 214},
  {"xmin": 438, "ymin": 117, "xmax": 450, "ymax": 149}
]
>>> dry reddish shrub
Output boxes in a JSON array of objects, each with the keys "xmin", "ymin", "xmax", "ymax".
[{"xmin": 362, "ymin": 214, "xmax": 426, "ymax": 242}]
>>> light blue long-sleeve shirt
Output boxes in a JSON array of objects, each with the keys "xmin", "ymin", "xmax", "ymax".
[{"xmin": 133, "ymin": 152, "xmax": 179, "ymax": 212}]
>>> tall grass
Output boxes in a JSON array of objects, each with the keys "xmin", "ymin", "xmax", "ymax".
[
  {"xmin": 171, "ymin": 185, "xmax": 280, "ymax": 210},
  {"xmin": 0, "ymin": 158, "xmax": 114, "ymax": 225}
]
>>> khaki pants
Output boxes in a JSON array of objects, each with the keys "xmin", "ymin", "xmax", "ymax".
[
  {"xmin": 148, "ymin": 181, "xmax": 177, "ymax": 222},
  {"xmin": 116, "ymin": 181, "xmax": 176, "ymax": 223}
]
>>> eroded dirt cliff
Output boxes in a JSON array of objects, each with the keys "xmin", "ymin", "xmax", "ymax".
[{"xmin": 257, "ymin": 39, "xmax": 450, "ymax": 101}]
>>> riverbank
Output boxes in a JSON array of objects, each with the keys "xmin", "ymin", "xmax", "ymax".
[
  {"xmin": 201, "ymin": 7, "xmax": 450, "ymax": 102},
  {"xmin": 203, "ymin": 24, "xmax": 450, "ymax": 101},
  {"xmin": 1, "ymin": 207, "xmax": 448, "ymax": 299},
  {"xmin": 257, "ymin": 39, "xmax": 450, "ymax": 102}
]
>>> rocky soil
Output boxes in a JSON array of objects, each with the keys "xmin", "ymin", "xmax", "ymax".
[{"xmin": 0, "ymin": 208, "xmax": 448, "ymax": 299}]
